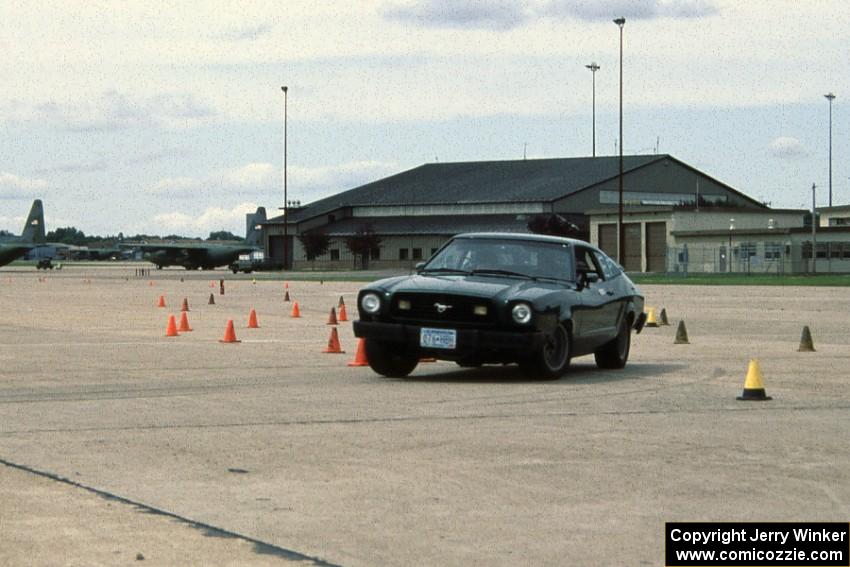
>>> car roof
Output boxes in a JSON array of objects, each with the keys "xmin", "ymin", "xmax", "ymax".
[{"xmin": 453, "ymin": 232, "xmax": 590, "ymax": 248}]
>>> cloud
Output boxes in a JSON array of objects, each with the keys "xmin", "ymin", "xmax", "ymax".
[
  {"xmin": 383, "ymin": 0, "xmax": 720, "ymax": 28},
  {"xmin": 1, "ymin": 91, "xmax": 216, "ymax": 132},
  {"xmin": 545, "ymin": 0, "xmax": 719, "ymax": 21},
  {"xmin": 0, "ymin": 172, "xmax": 49, "ymax": 199},
  {"xmin": 151, "ymin": 202, "xmax": 259, "ymax": 236},
  {"xmin": 146, "ymin": 163, "xmax": 278, "ymax": 198},
  {"xmin": 769, "ymin": 136, "xmax": 807, "ymax": 158},
  {"xmin": 218, "ymin": 163, "xmax": 277, "ymax": 187},
  {"xmin": 289, "ymin": 160, "xmax": 402, "ymax": 202},
  {"xmin": 383, "ymin": 0, "xmax": 531, "ymax": 30},
  {"xmin": 33, "ymin": 159, "xmax": 108, "ymax": 174},
  {"xmin": 147, "ymin": 177, "xmax": 203, "ymax": 196},
  {"xmin": 219, "ymin": 23, "xmax": 274, "ymax": 41}
]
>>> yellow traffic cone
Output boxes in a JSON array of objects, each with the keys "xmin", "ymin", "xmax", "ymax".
[
  {"xmin": 645, "ymin": 307, "xmax": 659, "ymax": 328},
  {"xmin": 737, "ymin": 359, "xmax": 772, "ymax": 401}
]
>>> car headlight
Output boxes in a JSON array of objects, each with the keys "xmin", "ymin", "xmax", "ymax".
[
  {"xmin": 511, "ymin": 302, "xmax": 532, "ymax": 324},
  {"xmin": 361, "ymin": 292, "xmax": 381, "ymax": 314}
]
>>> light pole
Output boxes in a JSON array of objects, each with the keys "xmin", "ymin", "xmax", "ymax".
[
  {"xmin": 825, "ymin": 92, "xmax": 836, "ymax": 207},
  {"xmin": 586, "ymin": 62, "xmax": 600, "ymax": 157},
  {"xmin": 812, "ymin": 182, "xmax": 817, "ymax": 274},
  {"xmin": 281, "ymin": 85, "xmax": 288, "ymax": 270},
  {"xmin": 613, "ymin": 17, "xmax": 625, "ymax": 266},
  {"xmin": 728, "ymin": 218, "xmax": 734, "ymax": 273}
]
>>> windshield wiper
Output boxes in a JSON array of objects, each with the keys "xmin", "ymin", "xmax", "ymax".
[{"xmin": 470, "ymin": 268, "xmax": 534, "ymax": 279}]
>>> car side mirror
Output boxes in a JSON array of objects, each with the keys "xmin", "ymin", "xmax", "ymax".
[
  {"xmin": 414, "ymin": 262, "xmax": 426, "ymax": 272},
  {"xmin": 585, "ymin": 272, "xmax": 600, "ymax": 284}
]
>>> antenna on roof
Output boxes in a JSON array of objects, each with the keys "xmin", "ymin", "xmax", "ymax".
[
  {"xmin": 655, "ymin": 136, "xmax": 660, "ymax": 154},
  {"xmin": 523, "ymin": 143, "xmax": 527, "ymax": 160}
]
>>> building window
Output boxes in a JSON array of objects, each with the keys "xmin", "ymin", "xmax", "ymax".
[
  {"xmin": 399, "ymin": 248, "xmax": 409, "ymax": 260},
  {"xmin": 816, "ymin": 243, "xmax": 828, "ymax": 259},
  {"xmin": 412, "ymin": 248, "xmax": 422, "ymax": 260},
  {"xmin": 330, "ymin": 249, "xmax": 340, "ymax": 261},
  {"xmin": 370, "ymin": 247, "xmax": 381, "ymax": 260},
  {"xmin": 830, "ymin": 243, "xmax": 842, "ymax": 259},
  {"xmin": 739, "ymin": 242, "xmax": 757, "ymax": 258},
  {"xmin": 764, "ymin": 243, "xmax": 783, "ymax": 260}
]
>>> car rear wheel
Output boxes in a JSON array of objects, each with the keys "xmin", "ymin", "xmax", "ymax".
[
  {"xmin": 595, "ymin": 316, "xmax": 631, "ymax": 369},
  {"xmin": 519, "ymin": 324, "xmax": 570, "ymax": 380},
  {"xmin": 364, "ymin": 339, "xmax": 419, "ymax": 378}
]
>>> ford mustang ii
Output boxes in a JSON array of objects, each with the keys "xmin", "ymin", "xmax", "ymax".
[{"xmin": 353, "ymin": 233, "xmax": 646, "ymax": 379}]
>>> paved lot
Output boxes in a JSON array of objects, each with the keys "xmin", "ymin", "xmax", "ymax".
[{"xmin": 1, "ymin": 265, "xmax": 848, "ymax": 566}]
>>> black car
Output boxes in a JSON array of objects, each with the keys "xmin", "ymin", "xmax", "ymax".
[{"xmin": 353, "ymin": 233, "xmax": 646, "ymax": 379}]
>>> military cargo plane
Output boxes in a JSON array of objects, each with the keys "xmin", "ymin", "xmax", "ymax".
[
  {"xmin": 0, "ymin": 200, "xmax": 47, "ymax": 268},
  {"xmin": 129, "ymin": 207, "xmax": 266, "ymax": 270}
]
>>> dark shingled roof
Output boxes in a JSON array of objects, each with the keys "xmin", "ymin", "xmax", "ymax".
[
  {"xmin": 320, "ymin": 215, "xmax": 536, "ymax": 236},
  {"xmin": 271, "ymin": 155, "xmax": 666, "ymax": 224}
]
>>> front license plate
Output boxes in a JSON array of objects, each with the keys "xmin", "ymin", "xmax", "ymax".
[{"xmin": 420, "ymin": 327, "xmax": 457, "ymax": 350}]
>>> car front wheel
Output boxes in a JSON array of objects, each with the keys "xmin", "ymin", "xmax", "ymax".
[
  {"xmin": 364, "ymin": 339, "xmax": 419, "ymax": 378},
  {"xmin": 520, "ymin": 324, "xmax": 570, "ymax": 380},
  {"xmin": 595, "ymin": 316, "xmax": 631, "ymax": 369}
]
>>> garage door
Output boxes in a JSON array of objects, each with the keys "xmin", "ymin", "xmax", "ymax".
[
  {"xmin": 598, "ymin": 224, "xmax": 617, "ymax": 259},
  {"xmin": 623, "ymin": 223, "xmax": 642, "ymax": 272},
  {"xmin": 645, "ymin": 222, "xmax": 667, "ymax": 272}
]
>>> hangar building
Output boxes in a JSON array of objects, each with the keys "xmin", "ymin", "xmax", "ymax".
[{"xmin": 262, "ymin": 154, "xmax": 768, "ymax": 271}]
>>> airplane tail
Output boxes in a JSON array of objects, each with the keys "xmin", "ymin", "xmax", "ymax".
[
  {"xmin": 245, "ymin": 207, "xmax": 266, "ymax": 247},
  {"xmin": 20, "ymin": 200, "xmax": 46, "ymax": 244}
]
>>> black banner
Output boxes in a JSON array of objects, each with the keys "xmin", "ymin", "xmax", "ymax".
[{"xmin": 666, "ymin": 522, "xmax": 849, "ymax": 566}]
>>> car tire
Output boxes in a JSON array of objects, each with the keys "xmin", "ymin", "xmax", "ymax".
[
  {"xmin": 595, "ymin": 316, "xmax": 631, "ymax": 369},
  {"xmin": 520, "ymin": 323, "xmax": 570, "ymax": 380},
  {"xmin": 364, "ymin": 339, "xmax": 419, "ymax": 378}
]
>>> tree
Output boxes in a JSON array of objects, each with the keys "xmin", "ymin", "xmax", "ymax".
[
  {"xmin": 526, "ymin": 214, "xmax": 580, "ymax": 238},
  {"xmin": 297, "ymin": 230, "xmax": 331, "ymax": 270},
  {"xmin": 46, "ymin": 227, "xmax": 88, "ymax": 246},
  {"xmin": 344, "ymin": 224, "xmax": 382, "ymax": 269},
  {"xmin": 207, "ymin": 230, "xmax": 243, "ymax": 241}
]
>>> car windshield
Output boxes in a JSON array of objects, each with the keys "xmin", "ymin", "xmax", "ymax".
[{"xmin": 422, "ymin": 238, "xmax": 574, "ymax": 281}]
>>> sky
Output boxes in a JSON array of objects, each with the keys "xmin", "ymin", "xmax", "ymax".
[{"xmin": 1, "ymin": 0, "xmax": 848, "ymax": 237}]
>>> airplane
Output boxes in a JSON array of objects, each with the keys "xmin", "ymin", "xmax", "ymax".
[
  {"xmin": 0, "ymin": 200, "xmax": 47, "ymax": 268},
  {"xmin": 128, "ymin": 207, "xmax": 266, "ymax": 270}
]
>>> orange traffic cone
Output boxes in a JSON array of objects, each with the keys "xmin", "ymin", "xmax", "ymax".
[
  {"xmin": 178, "ymin": 311, "xmax": 193, "ymax": 332},
  {"xmin": 219, "ymin": 319, "xmax": 241, "ymax": 343},
  {"xmin": 290, "ymin": 302, "xmax": 301, "ymax": 318},
  {"xmin": 157, "ymin": 295, "xmax": 166, "ymax": 308},
  {"xmin": 338, "ymin": 303, "xmax": 348, "ymax": 322},
  {"xmin": 165, "ymin": 314, "xmax": 179, "ymax": 337},
  {"xmin": 284, "ymin": 281, "xmax": 289, "ymax": 289},
  {"xmin": 284, "ymin": 290, "xmax": 291, "ymax": 302},
  {"xmin": 347, "ymin": 338, "xmax": 369, "ymax": 366},
  {"xmin": 181, "ymin": 297, "xmax": 190, "ymax": 312},
  {"xmin": 323, "ymin": 327, "xmax": 345, "ymax": 353},
  {"xmin": 208, "ymin": 293, "xmax": 215, "ymax": 305},
  {"xmin": 327, "ymin": 307, "xmax": 338, "ymax": 325},
  {"xmin": 247, "ymin": 308, "xmax": 260, "ymax": 328},
  {"xmin": 149, "ymin": 281, "xmax": 154, "ymax": 287}
]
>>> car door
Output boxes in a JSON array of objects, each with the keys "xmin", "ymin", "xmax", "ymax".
[
  {"xmin": 589, "ymin": 249, "xmax": 626, "ymax": 341},
  {"xmin": 572, "ymin": 246, "xmax": 621, "ymax": 351}
]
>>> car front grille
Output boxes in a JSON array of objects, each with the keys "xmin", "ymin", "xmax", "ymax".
[{"xmin": 390, "ymin": 293, "xmax": 495, "ymax": 325}]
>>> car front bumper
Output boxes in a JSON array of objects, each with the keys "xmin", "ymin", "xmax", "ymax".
[{"xmin": 353, "ymin": 320, "xmax": 545, "ymax": 359}]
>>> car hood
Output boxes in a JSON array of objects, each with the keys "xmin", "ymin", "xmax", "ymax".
[{"xmin": 368, "ymin": 273, "xmax": 575, "ymax": 303}]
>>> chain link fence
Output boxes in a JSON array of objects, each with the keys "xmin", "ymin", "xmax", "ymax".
[{"xmin": 663, "ymin": 242, "xmax": 850, "ymax": 275}]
